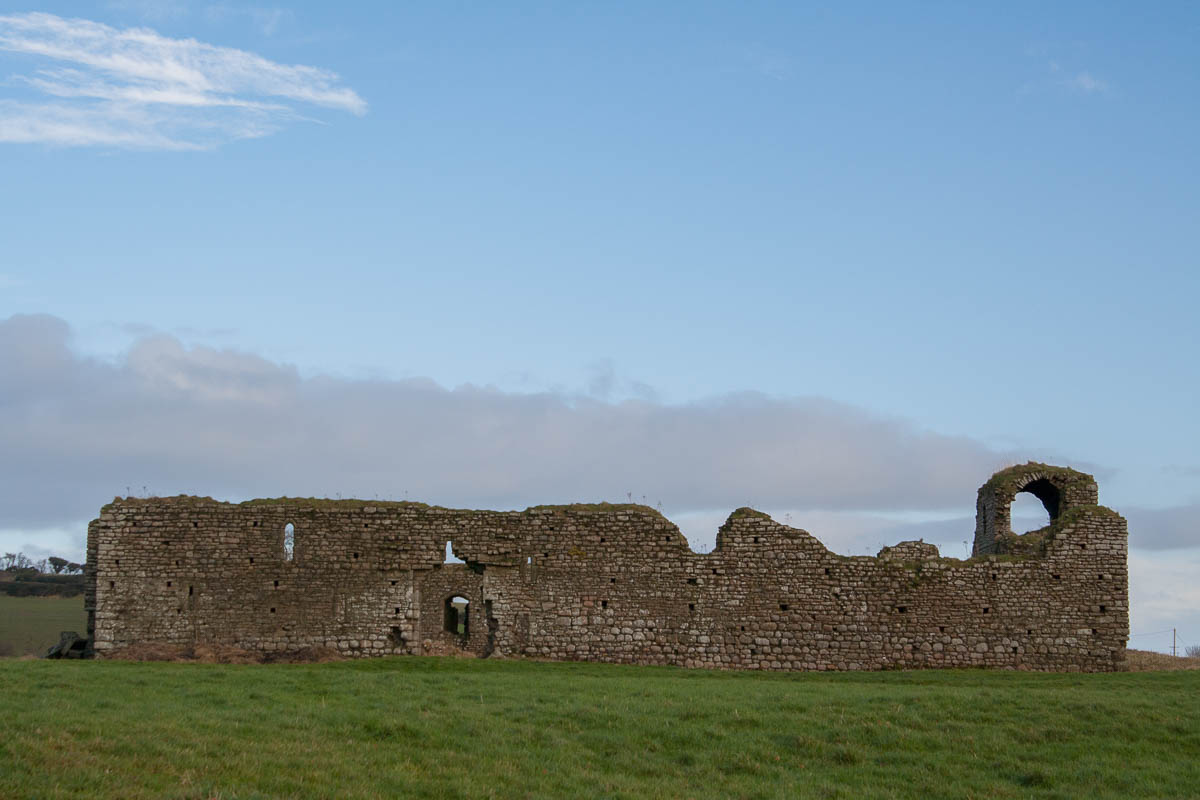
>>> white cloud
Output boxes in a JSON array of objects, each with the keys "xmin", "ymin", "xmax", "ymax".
[
  {"xmin": 204, "ymin": 5, "xmax": 293, "ymax": 36},
  {"xmin": 106, "ymin": 0, "xmax": 190, "ymax": 23},
  {"xmin": 0, "ymin": 12, "xmax": 365, "ymax": 149},
  {"xmin": 0, "ymin": 313, "xmax": 1024, "ymax": 531},
  {"xmin": 1065, "ymin": 71, "xmax": 1108, "ymax": 94},
  {"xmin": 1128, "ymin": 550, "xmax": 1200, "ymax": 653}
]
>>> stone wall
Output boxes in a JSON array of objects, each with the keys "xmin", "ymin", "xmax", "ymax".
[{"xmin": 86, "ymin": 463, "xmax": 1129, "ymax": 671}]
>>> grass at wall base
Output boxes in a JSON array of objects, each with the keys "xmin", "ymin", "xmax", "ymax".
[{"xmin": 2, "ymin": 657, "xmax": 1198, "ymax": 799}]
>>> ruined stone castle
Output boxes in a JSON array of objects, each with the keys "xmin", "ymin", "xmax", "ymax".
[{"xmin": 85, "ymin": 462, "xmax": 1129, "ymax": 671}]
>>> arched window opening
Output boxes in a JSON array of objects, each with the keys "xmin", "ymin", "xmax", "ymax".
[
  {"xmin": 1011, "ymin": 478, "xmax": 1061, "ymax": 534},
  {"xmin": 444, "ymin": 595, "xmax": 469, "ymax": 636},
  {"xmin": 1010, "ymin": 494, "xmax": 1049, "ymax": 533},
  {"xmin": 283, "ymin": 523, "xmax": 295, "ymax": 561}
]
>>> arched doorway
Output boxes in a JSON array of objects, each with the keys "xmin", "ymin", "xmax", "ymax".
[{"xmin": 444, "ymin": 595, "xmax": 469, "ymax": 637}]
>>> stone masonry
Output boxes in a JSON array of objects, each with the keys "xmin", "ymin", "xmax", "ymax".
[{"xmin": 85, "ymin": 463, "xmax": 1129, "ymax": 671}]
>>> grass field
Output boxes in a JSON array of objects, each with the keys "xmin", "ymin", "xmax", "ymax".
[
  {"xmin": 1, "ymin": 657, "xmax": 1198, "ymax": 799},
  {"xmin": 0, "ymin": 594, "xmax": 86, "ymax": 657}
]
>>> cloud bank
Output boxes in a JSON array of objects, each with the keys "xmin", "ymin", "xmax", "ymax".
[
  {"xmin": 0, "ymin": 313, "xmax": 1029, "ymax": 531},
  {"xmin": 0, "ymin": 12, "xmax": 364, "ymax": 148}
]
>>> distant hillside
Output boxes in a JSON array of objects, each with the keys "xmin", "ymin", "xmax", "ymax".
[{"xmin": 0, "ymin": 569, "xmax": 84, "ymax": 597}]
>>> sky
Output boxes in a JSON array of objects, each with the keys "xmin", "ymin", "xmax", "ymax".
[{"xmin": 0, "ymin": 2, "xmax": 1197, "ymax": 655}]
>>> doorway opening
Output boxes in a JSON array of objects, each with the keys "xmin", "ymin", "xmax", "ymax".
[{"xmin": 444, "ymin": 595, "xmax": 469, "ymax": 636}]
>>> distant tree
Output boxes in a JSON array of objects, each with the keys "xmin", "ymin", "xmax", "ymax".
[
  {"xmin": 1186, "ymin": 645, "xmax": 1200, "ymax": 659},
  {"xmin": 14, "ymin": 553, "xmax": 32, "ymax": 569},
  {"xmin": 1, "ymin": 553, "xmax": 15, "ymax": 570},
  {"xmin": 48, "ymin": 557, "xmax": 69, "ymax": 574},
  {"xmin": 67, "ymin": 562, "xmax": 84, "ymax": 574},
  {"xmin": 33, "ymin": 558, "xmax": 48, "ymax": 574}
]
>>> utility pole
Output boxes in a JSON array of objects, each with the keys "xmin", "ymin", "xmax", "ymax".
[{"xmin": 1173, "ymin": 628, "xmax": 1177, "ymax": 657}]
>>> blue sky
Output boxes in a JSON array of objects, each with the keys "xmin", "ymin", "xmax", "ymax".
[{"xmin": 0, "ymin": 2, "xmax": 1197, "ymax": 653}]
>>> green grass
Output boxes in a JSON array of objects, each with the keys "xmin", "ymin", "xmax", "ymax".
[
  {"xmin": 0, "ymin": 658, "xmax": 1197, "ymax": 799},
  {"xmin": 0, "ymin": 595, "xmax": 86, "ymax": 657}
]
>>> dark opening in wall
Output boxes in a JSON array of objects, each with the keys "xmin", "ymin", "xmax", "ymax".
[
  {"xmin": 688, "ymin": 603, "xmax": 695, "ymax": 612},
  {"xmin": 188, "ymin": 586, "xmax": 193, "ymax": 596},
  {"xmin": 982, "ymin": 607, "xmax": 990, "ymax": 614},
  {"xmin": 896, "ymin": 606, "xmax": 906, "ymax": 614},
  {"xmin": 273, "ymin": 580, "xmax": 279, "ymax": 588},
  {"xmin": 601, "ymin": 600, "xmax": 608, "ymax": 609},
  {"xmin": 270, "ymin": 607, "xmax": 276, "ymax": 614},
  {"xmin": 687, "ymin": 578, "xmax": 697, "ymax": 585},
  {"xmin": 444, "ymin": 595, "xmax": 469, "ymax": 636},
  {"xmin": 780, "ymin": 603, "xmax": 789, "ymax": 611},
  {"xmin": 1100, "ymin": 605, "xmax": 1106, "ymax": 612},
  {"xmin": 1011, "ymin": 478, "xmax": 1061, "ymax": 534},
  {"xmin": 109, "ymin": 581, "xmax": 114, "ymax": 589},
  {"xmin": 283, "ymin": 523, "xmax": 295, "ymax": 561},
  {"xmin": 166, "ymin": 581, "xmax": 172, "ymax": 587}
]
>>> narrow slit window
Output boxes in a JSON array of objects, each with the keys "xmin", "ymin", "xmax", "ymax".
[{"xmin": 283, "ymin": 523, "xmax": 295, "ymax": 561}]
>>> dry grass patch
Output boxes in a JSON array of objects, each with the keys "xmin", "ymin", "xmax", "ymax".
[{"xmin": 1125, "ymin": 648, "xmax": 1200, "ymax": 671}]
